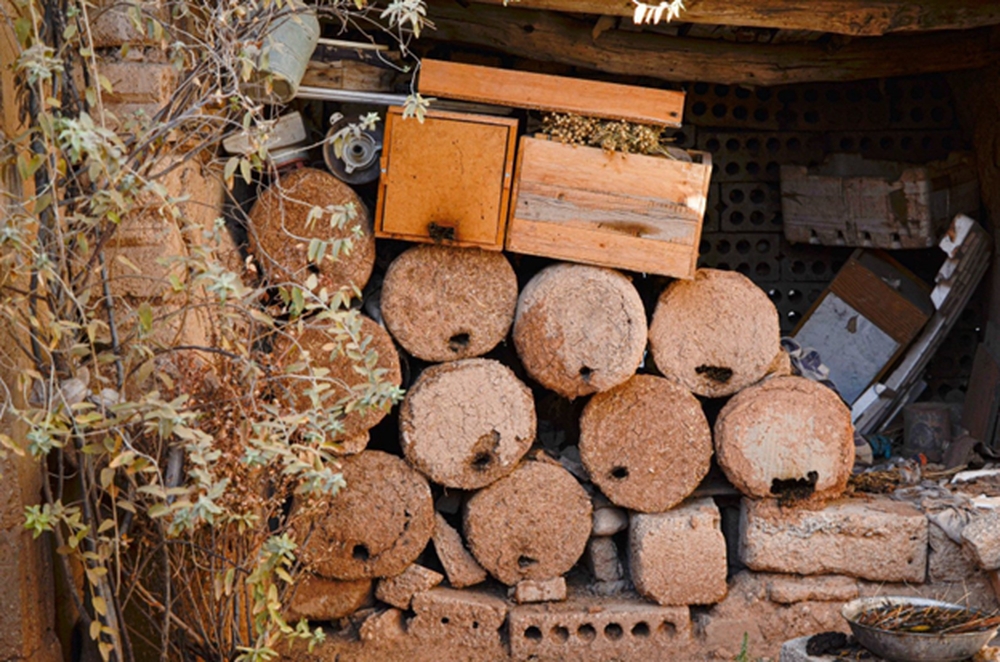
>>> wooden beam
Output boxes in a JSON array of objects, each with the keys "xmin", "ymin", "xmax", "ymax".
[
  {"xmin": 418, "ymin": 59, "xmax": 686, "ymax": 126},
  {"xmin": 424, "ymin": 2, "xmax": 1000, "ymax": 86},
  {"xmin": 467, "ymin": 0, "xmax": 1000, "ymax": 37}
]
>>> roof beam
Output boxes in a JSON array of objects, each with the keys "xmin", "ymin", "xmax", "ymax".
[
  {"xmin": 465, "ymin": 0, "xmax": 1000, "ymax": 37},
  {"xmin": 424, "ymin": 2, "xmax": 1000, "ymax": 86}
]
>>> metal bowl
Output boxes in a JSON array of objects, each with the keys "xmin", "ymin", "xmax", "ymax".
[{"xmin": 842, "ymin": 597, "xmax": 998, "ymax": 662}]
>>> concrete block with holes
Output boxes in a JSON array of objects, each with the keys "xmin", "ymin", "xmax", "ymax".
[
  {"xmin": 740, "ymin": 497, "xmax": 928, "ymax": 582},
  {"xmin": 408, "ymin": 587, "xmax": 508, "ymax": 645},
  {"xmin": 509, "ymin": 597, "xmax": 691, "ymax": 661},
  {"xmin": 629, "ymin": 498, "xmax": 728, "ymax": 606}
]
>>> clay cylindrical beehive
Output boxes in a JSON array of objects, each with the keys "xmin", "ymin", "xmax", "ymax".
[
  {"xmin": 272, "ymin": 315, "xmax": 401, "ymax": 448},
  {"xmin": 381, "ymin": 245, "xmax": 518, "ymax": 362},
  {"xmin": 714, "ymin": 375, "xmax": 855, "ymax": 501},
  {"xmin": 579, "ymin": 374, "xmax": 713, "ymax": 513},
  {"xmin": 463, "ymin": 460, "xmax": 592, "ymax": 585},
  {"xmin": 400, "ymin": 359, "xmax": 536, "ymax": 489},
  {"xmin": 649, "ymin": 268, "xmax": 780, "ymax": 398},
  {"xmin": 300, "ymin": 451, "xmax": 434, "ymax": 580},
  {"xmin": 513, "ymin": 264, "xmax": 647, "ymax": 399},
  {"xmin": 247, "ymin": 167, "xmax": 375, "ymax": 293}
]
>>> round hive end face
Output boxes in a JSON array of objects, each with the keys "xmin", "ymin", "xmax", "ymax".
[
  {"xmin": 463, "ymin": 461, "xmax": 592, "ymax": 585},
  {"xmin": 272, "ymin": 315, "xmax": 402, "ymax": 443},
  {"xmin": 247, "ymin": 167, "xmax": 375, "ymax": 294},
  {"xmin": 399, "ymin": 358, "xmax": 536, "ymax": 489},
  {"xmin": 300, "ymin": 450, "xmax": 435, "ymax": 580},
  {"xmin": 580, "ymin": 374, "xmax": 712, "ymax": 512},
  {"xmin": 714, "ymin": 375, "xmax": 855, "ymax": 500},
  {"xmin": 381, "ymin": 245, "xmax": 518, "ymax": 362},
  {"xmin": 513, "ymin": 263, "xmax": 647, "ymax": 399},
  {"xmin": 649, "ymin": 268, "xmax": 780, "ymax": 398}
]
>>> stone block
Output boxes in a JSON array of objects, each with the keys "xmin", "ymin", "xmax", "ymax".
[
  {"xmin": 514, "ymin": 576, "xmax": 567, "ymax": 604},
  {"xmin": 695, "ymin": 572, "xmax": 848, "ymax": 661},
  {"xmin": 629, "ymin": 498, "xmax": 727, "ymax": 606},
  {"xmin": 509, "ymin": 596, "xmax": 691, "ymax": 662},
  {"xmin": 358, "ymin": 607, "xmax": 406, "ymax": 642},
  {"xmin": 408, "ymin": 587, "xmax": 507, "ymax": 645},
  {"xmin": 285, "ymin": 574, "xmax": 373, "ymax": 622},
  {"xmin": 432, "ymin": 513, "xmax": 487, "ymax": 588},
  {"xmin": 962, "ymin": 511, "xmax": 1000, "ymax": 570},
  {"xmin": 766, "ymin": 574, "xmax": 859, "ymax": 605},
  {"xmin": 98, "ymin": 60, "xmax": 178, "ymax": 105},
  {"xmin": 740, "ymin": 497, "xmax": 928, "ymax": 583},
  {"xmin": 585, "ymin": 536, "xmax": 624, "ymax": 583},
  {"xmin": 593, "ymin": 506, "xmax": 628, "ymax": 536},
  {"xmin": 929, "ymin": 521, "xmax": 980, "ymax": 581},
  {"xmin": 90, "ymin": 1, "xmax": 168, "ymax": 48},
  {"xmin": 375, "ymin": 564, "xmax": 442, "ymax": 610}
]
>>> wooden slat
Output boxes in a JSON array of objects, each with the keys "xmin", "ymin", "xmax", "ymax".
[
  {"xmin": 505, "ymin": 137, "xmax": 709, "ymax": 278},
  {"xmin": 466, "ymin": 0, "xmax": 1000, "ymax": 37},
  {"xmin": 828, "ymin": 259, "xmax": 930, "ymax": 345},
  {"xmin": 505, "ymin": 218, "xmax": 699, "ymax": 277},
  {"xmin": 418, "ymin": 59, "xmax": 685, "ymax": 127},
  {"xmin": 424, "ymin": 1, "xmax": 1000, "ymax": 86}
]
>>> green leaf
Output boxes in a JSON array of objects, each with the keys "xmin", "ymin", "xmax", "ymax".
[{"xmin": 137, "ymin": 302, "xmax": 153, "ymax": 335}]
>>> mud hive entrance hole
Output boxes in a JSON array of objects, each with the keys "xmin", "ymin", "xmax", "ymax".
[
  {"xmin": 448, "ymin": 332, "xmax": 470, "ymax": 352},
  {"xmin": 771, "ymin": 470, "xmax": 819, "ymax": 500},
  {"xmin": 695, "ymin": 364, "xmax": 734, "ymax": 383}
]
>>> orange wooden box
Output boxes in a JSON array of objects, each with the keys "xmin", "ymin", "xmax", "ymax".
[
  {"xmin": 375, "ymin": 106, "xmax": 519, "ymax": 250},
  {"xmin": 505, "ymin": 137, "xmax": 713, "ymax": 279}
]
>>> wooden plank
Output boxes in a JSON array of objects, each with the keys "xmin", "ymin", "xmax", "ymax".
[
  {"xmin": 828, "ymin": 258, "xmax": 931, "ymax": 344},
  {"xmin": 424, "ymin": 1, "xmax": 1000, "ymax": 86},
  {"xmin": 375, "ymin": 107, "xmax": 518, "ymax": 250},
  {"xmin": 505, "ymin": 218, "xmax": 699, "ymax": 277},
  {"xmin": 962, "ymin": 343, "xmax": 1000, "ymax": 444},
  {"xmin": 505, "ymin": 137, "xmax": 709, "ymax": 278},
  {"xmin": 418, "ymin": 59, "xmax": 685, "ymax": 127},
  {"xmin": 466, "ymin": 0, "xmax": 1000, "ymax": 37}
]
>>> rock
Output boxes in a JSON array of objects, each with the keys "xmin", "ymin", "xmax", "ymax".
[
  {"xmin": 592, "ymin": 506, "xmax": 629, "ymax": 537},
  {"xmin": 375, "ymin": 564, "xmax": 443, "ymax": 610},
  {"xmin": 765, "ymin": 574, "xmax": 859, "ymax": 605},
  {"xmin": 513, "ymin": 263, "xmax": 647, "ymax": 399},
  {"xmin": 358, "ymin": 607, "xmax": 406, "ymax": 642},
  {"xmin": 740, "ymin": 497, "xmax": 928, "ymax": 583},
  {"xmin": 381, "ymin": 244, "xmax": 518, "ymax": 362},
  {"xmin": 961, "ymin": 511, "xmax": 1000, "ymax": 570},
  {"xmin": 585, "ymin": 537, "xmax": 624, "ymax": 583},
  {"xmin": 432, "ymin": 513, "xmax": 487, "ymax": 589},
  {"xmin": 513, "ymin": 576, "xmax": 567, "ymax": 604},
  {"xmin": 629, "ymin": 498, "xmax": 728, "ymax": 606}
]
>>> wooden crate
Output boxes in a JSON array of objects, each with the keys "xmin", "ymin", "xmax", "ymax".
[
  {"xmin": 504, "ymin": 136, "xmax": 712, "ymax": 279},
  {"xmin": 792, "ymin": 250, "xmax": 933, "ymax": 406},
  {"xmin": 781, "ymin": 152, "xmax": 979, "ymax": 249},
  {"xmin": 375, "ymin": 107, "xmax": 519, "ymax": 250}
]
